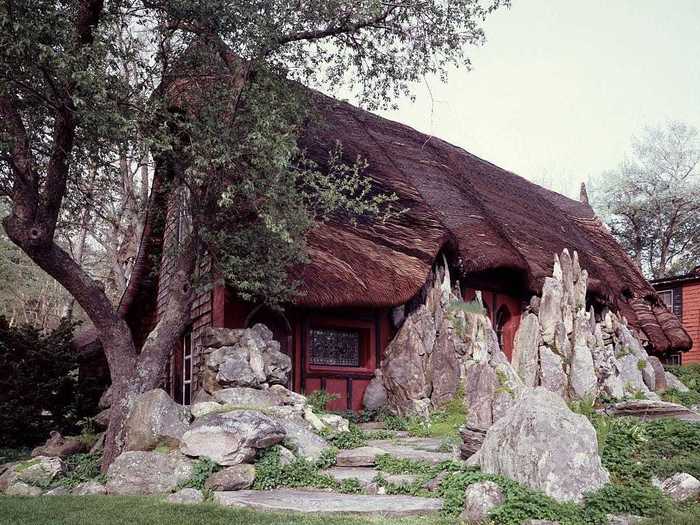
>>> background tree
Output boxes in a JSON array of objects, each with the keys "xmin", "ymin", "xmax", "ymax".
[
  {"xmin": 0, "ymin": 0, "xmax": 509, "ymax": 468},
  {"xmin": 592, "ymin": 122, "xmax": 700, "ymax": 279}
]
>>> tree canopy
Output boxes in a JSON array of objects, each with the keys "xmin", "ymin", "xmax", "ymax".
[{"xmin": 592, "ymin": 122, "xmax": 700, "ymax": 279}]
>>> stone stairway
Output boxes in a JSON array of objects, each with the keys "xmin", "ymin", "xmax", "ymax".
[
  {"xmin": 213, "ymin": 436, "xmax": 456, "ymax": 516},
  {"xmin": 214, "ymin": 488, "xmax": 444, "ymax": 516}
]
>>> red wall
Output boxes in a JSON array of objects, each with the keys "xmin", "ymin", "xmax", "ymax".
[{"xmin": 681, "ymin": 281, "xmax": 700, "ymax": 364}]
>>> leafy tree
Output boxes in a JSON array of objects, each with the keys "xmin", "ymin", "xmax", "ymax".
[
  {"xmin": 592, "ymin": 122, "xmax": 700, "ymax": 278},
  {"xmin": 0, "ymin": 0, "xmax": 509, "ymax": 467}
]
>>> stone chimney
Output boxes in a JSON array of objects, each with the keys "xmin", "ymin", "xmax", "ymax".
[{"xmin": 579, "ymin": 182, "xmax": 590, "ymax": 206}]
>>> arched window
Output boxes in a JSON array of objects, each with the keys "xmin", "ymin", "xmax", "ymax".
[{"xmin": 495, "ymin": 305, "xmax": 511, "ymax": 353}]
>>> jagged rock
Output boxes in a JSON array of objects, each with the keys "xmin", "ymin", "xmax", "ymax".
[
  {"xmin": 363, "ymin": 370, "xmax": 387, "ymax": 410},
  {"xmin": 647, "ymin": 356, "xmax": 667, "ymax": 392},
  {"xmin": 89, "ymin": 433, "xmax": 105, "ymax": 455},
  {"xmin": 654, "ymin": 473, "xmax": 700, "ymax": 502},
  {"xmin": 15, "ymin": 456, "xmax": 64, "ymax": 485},
  {"xmin": 382, "ymin": 304, "xmax": 435, "ymax": 417},
  {"xmin": 278, "ymin": 446, "xmax": 296, "ymax": 465},
  {"xmin": 553, "ymin": 321, "xmax": 572, "ymax": 361},
  {"xmin": 125, "ymin": 389, "xmax": 191, "ymax": 451},
  {"xmin": 463, "ymin": 360, "xmax": 499, "ymax": 428},
  {"xmin": 94, "ymin": 408, "xmax": 111, "ymax": 430},
  {"xmin": 476, "ymin": 388, "xmax": 609, "ymax": 502},
  {"xmin": 31, "ymin": 431, "xmax": 88, "ymax": 458},
  {"xmin": 72, "ymin": 481, "xmax": 107, "ymax": 495},
  {"xmin": 205, "ymin": 464, "xmax": 256, "ymax": 491},
  {"xmin": 0, "ymin": 463, "xmax": 18, "ymax": 491},
  {"xmin": 5, "ymin": 482, "xmax": 42, "ymax": 496},
  {"xmin": 180, "ymin": 410, "xmax": 285, "ymax": 465},
  {"xmin": 604, "ymin": 400, "xmax": 700, "ymax": 422},
  {"xmin": 617, "ymin": 354, "xmax": 651, "ymax": 397},
  {"xmin": 276, "ymin": 418, "xmax": 330, "ymax": 461},
  {"xmin": 193, "ymin": 389, "xmax": 214, "ymax": 404},
  {"xmin": 665, "ymin": 372, "xmax": 690, "ymax": 392},
  {"xmin": 460, "ymin": 481, "xmax": 505, "ymax": 523},
  {"xmin": 191, "ymin": 401, "xmax": 222, "ymax": 418},
  {"xmin": 539, "ymin": 277, "xmax": 563, "ymax": 344},
  {"xmin": 336, "ymin": 446, "xmax": 387, "ymax": 467},
  {"xmin": 569, "ymin": 344, "xmax": 598, "ymax": 400},
  {"xmin": 459, "ymin": 425, "xmax": 487, "ymax": 459},
  {"xmin": 106, "ymin": 451, "xmax": 194, "ymax": 495},
  {"xmin": 539, "ymin": 346, "xmax": 567, "ymax": 398},
  {"xmin": 167, "ymin": 488, "xmax": 205, "ymax": 504},
  {"xmin": 431, "ymin": 315, "xmax": 463, "ymax": 407},
  {"xmin": 512, "ymin": 313, "xmax": 540, "ymax": 388},
  {"xmin": 203, "ymin": 325, "xmax": 291, "ymax": 390},
  {"xmin": 200, "ymin": 327, "xmax": 245, "ymax": 348}
]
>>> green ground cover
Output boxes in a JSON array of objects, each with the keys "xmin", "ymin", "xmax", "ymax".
[{"xmin": 0, "ymin": 496, "xmax": 450, "ymax": 525}]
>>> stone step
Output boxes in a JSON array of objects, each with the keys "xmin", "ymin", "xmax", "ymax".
[
  {"xmin": 601, "ymin": 400, "xmax": 700, "ymax": 422},
  {"xmin": 321, "ymin": 467, "xmax": 420, "ymax": 487},
  {"xmin": 365, "ymin": 438, "xmax": 456, "ymax": 464},
  {"xmin": 214, "ymin": 489, "xmax": 443, "ymax": 516}
]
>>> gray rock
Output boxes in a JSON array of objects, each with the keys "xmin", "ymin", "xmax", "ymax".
[
  {"xmin": 512, "ymin": 313, "xmax": 541, "ymax": 388},
  {"xmin": 539, "ymin": 277, "xmax": 563, "ymax": 344},
  {"xmin": 278, "ymin": 446, "xmax": 297, "ymax": 465},
  {"xmin": 262, "ymin": 344, "xmax": 292, "ymax": 386},
  {"xmin": 336, "ymin": 446, "xmax": 387, "ymax": 467},
  {"xmin": 5, "ymin": 481, "xmax": 43, "ymax": 496},
  {"xmin": 539, "ymin": 346, "xmax": 567, "ymax": 398},
  {"xmin": 31, "ymin": 431, "xmax": 88, "ymax": 458},
  {"xmin": 382, "ymin": 305, "xmax": 435, "ymax": 417},
  {"xmin": 192, "ymin": 389, "xmax": 214, "ymax": 404},
  {"xmin": 125, "ymin": 389, "xmax": 190, "ymax": 451},
  {"xmin": 98, "ymin": 385, "xmax": 112, "ymax": 409},
  {"xmin": 604, "ymin": 400, "xmax": 700, "ymax": 422},
  {"xmin": 460, "ymin": 481, "xmax": 505, "ymax": 523},
  {"xmin": 463, "ymin": 360, "xmax": 500, "ymax": 428},
  {"xmin": 617, "ymin": 354, "xmax": 652, "ymax": 397},
  {"xmin": 180, "ymin": 410, "xmax": 285, "ymax": 465},
  {"xmin": 430, "ymin": 314, "xmax": 463, "ymax": 407},
  {"xmin": 570, "ymin": 344, "xmax": 598, "ymax": 400},
  {"xmin": 319, "ymin": 414, "xmax": 350, "ymax": 433},
  {"xmin": 665, "ymin": 371, "xmax": 690, "ymax": 392},
  {"xmin": 205, "ymin": 464, "xmax": 255, "ymax": 491},
  {"xmin": 363, "ymin": 370, "xmax": 387, "ymax": 410},
  {"xmin": 106, "ymin": 451, "xmax": 194, "ymax": 495},
  {"xmin": 214, "ymin": 348, "xmax": 266, "ymax": 388},
  {"xmin": 15, "ymin": 456, "xmax": 64, "ymax": 485},
  {"xmin": 191, "ymin": 401, "xmax": 222, "ymax": 418},
  {"xmin": 72, "ymin": 481, "xmax": 107, "ymax": 495},
  {"xmin": 476, "ymin": 388, "xmax": 609, "ymax": 503},
  {"xmin": 365, "ymin": 437, "xmax": 454, "ymax": 464},
  {"xmin": 200, "ymin": 327, "xmax": 245, "ymax": 348},
  {"xmin": 0, "ymin": 463, "xmax": 18, "ymax": 491},
  {"xmin": 655, "ymin": 473, "xmax": 700, "ymax": 502},
  {"xmin": 94, "ymin": 409, "xmax": 111, "ymax": 430},
  {"xmin": 523, "ymin": 521, "xmax": 560, "ymax": 525},
  {"xmin": 167, "ymin": 488, "xmax": 205, "ymax": 505},
  {"xmin": 213, "ymin": 488, "xmax": 443, "ymax": 516},
  {"xmin": 213, "ymin": 385, "xmax": 303, "ymax": 409}
]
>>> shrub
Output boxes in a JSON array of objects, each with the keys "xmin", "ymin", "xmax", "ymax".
[
  {"xmin": 253, "ymin": 447, "xmax": 337, "ymax": 491},
  {"xmin": 0, "ymin": 318, "xmax": 88, "ymax": 446},
  {"xmin": 323, "ymin": 425, "xmax": 367, "ymax": 449},
  {"xmin": 177, "ymin": 457, "xmax": 222, "ymax": 490},
  {"xmin": 305, "ymin": 390, "xmax": 338, "ymax": 414},
  {"xmin": 58, "ymin": 453, "xmax": 105, "ymax": 488}
]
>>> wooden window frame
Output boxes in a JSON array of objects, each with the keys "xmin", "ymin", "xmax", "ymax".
[{"xmin": 304, "ymin": 316, "xmax": 375, "ymax": 377}]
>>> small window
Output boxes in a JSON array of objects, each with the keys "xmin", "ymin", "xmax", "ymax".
[
  {"xmin": 663, "ymin": 352, "xmax": 682, "ymax": 366},
  {"xmin": 310, "ymin": 328, "xmax": 361, "ymax": 367},
  {"xmin": 658, "ymin": 290, "xmax": 673, "ymax": 309}
]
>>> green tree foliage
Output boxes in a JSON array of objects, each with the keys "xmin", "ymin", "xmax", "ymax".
[
  {"xmin": 592, "ymin": 122, "xmax": 700, "ymax": 278},
  {"xmin": 0, "ymin": 318, "xmax": 83, "ymax": 446}
]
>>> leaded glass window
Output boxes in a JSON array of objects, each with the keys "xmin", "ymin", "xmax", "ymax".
[{"xmin": 310, "ymin": 328, "xmax": 361, "ymax": 367}]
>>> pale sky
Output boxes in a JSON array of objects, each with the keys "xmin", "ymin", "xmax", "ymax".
[{"xmin": 369, "ymin": 0, "xmax": 700, "ymax": 198}]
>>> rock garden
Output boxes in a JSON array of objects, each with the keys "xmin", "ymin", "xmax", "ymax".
[{"xmin": 2, "ymin": 253, "xmax": 700, "ymax": 525}]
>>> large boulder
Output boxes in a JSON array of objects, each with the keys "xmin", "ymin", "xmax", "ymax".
[
  {"xmin": 205, "ymin": 464, "xmax": 256, "ymax": 491},
  {"xmin": 665, "ymin": 371, "xmax": 690, "ymax": 392},
  {"xmin": 511, "ymin": 313, "xmax": 541, "ymax": 388},
  {"xmin": 180, "ymin": 410, "xmax": 285, "ymax": 465},
  {"xmin": 213, "ymin": 385, "xmax": 303, "ymax": 409},
  {"xmin": 5, "ymin": 481, "xmax": 43, "ymax": 496},
  {"xmin": 125, "ymin": 389, "xmax": 191, "ymax": 451},
  {"xmin": 167, "ymin": 487, "xmax": 205, "ymax": 505},
  {"xmin": 475, "ymin": 388, "xmax": 609, "ymax": 503},
  {"xmin": 539, "ymin": 346, "xmax": 567, "ymax": 398},
  {"xmin": 276, "ymin": 418, "xmax": 331, "ymax": 461},
  {"xmin": 106, "ymin": 451, "xmax": 194, "ymax": 495},
  {"xmin": 15, "ymin": 456, "xmax": 64, "ymax": 486},
  {"xmin": 72, "ymin": 481, "xmax": 107, "ymax": 495},
  {"xmin": 460, "ymin": 481, "xmax": 505, "ymax": 523}
]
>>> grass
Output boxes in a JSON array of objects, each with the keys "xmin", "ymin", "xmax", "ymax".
[{"xmin": 0, "ymin": 496, "xmax": 451, "ymax": 525}]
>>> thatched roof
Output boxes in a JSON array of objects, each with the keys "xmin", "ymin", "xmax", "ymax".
[{"xmin": 288, "ymin": 92, "xmax": 691, "ymax": 353}]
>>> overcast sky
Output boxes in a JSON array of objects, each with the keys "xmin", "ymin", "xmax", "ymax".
[{"xmin": 369, "ymin": 0, "xmax": 700, "ymax": 198}]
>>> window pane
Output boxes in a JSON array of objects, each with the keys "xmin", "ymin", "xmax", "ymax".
[
  {"xmin": 310, "ymin": 329, "xmax": 360, "ymax": 367},
  {"xmin": 184, "ymin": 359, "xmax": 191, "ymax": 381},
  {"xmin": 658, "ymin": 290, "xmax": 672, "ymax": 308},
  {"xmin": 183, "ymin": 383, "xmax": 191, "ymax": 405}
]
